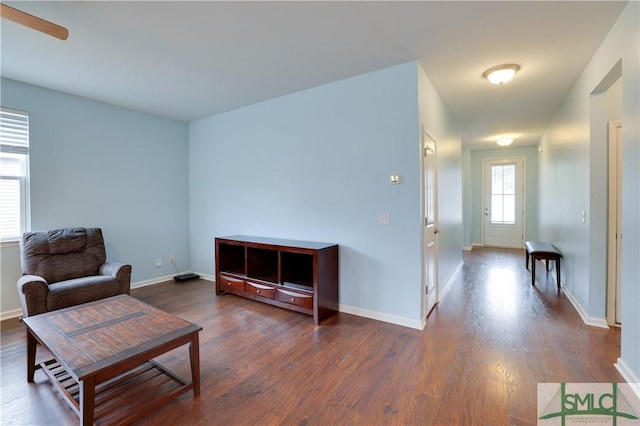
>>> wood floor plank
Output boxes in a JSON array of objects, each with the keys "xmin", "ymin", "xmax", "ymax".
[{"xmin": 1, "ymin": 247, "xmax": 625, "ymax": 425}]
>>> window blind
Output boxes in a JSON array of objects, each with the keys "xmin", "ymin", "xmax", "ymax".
[{"xmin": 1, "ymin": 108, "xmax": 29, "ymax": 154}]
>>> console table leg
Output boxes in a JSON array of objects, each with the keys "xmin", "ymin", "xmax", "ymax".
[
  {"xmin": 27, "ymin": 331, "xmax": 36, "ymax": 382},
  {"xmin": 190, "ymin": 333, "xmax": 201, "ymax": 396},
  {"xmin": 80, "ymin": 377, "xmax": 96, "ymax": 426}
]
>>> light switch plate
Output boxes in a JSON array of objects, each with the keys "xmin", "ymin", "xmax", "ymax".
[{"xmin": 390, "ymin": 174, "xmax": 402, "ymax": 184}]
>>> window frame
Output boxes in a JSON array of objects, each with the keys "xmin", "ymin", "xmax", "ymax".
[{"xmin": 0, "ymin": 107, "xmax": 30, "ymax": 243}]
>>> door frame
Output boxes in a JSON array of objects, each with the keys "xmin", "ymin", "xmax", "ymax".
[
  {"xmin": 482, "ymin": 156, "xmax": 526, "ymax": 249},
  {"xmin": 607, "ymin": 120, "xmax": 623, "ymax": 326},
  {"xmin": 421, "ymin": 127, "xmax": 439, "ymax": 320}
]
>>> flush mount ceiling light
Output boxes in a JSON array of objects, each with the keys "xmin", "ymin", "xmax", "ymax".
[
  {"xmin": 496, "ymin": 137, "xmax": 514, "ymax": 147},
  {"xmin": 483, "ymin": 64, "xmax": 520, "ymax": 85}
]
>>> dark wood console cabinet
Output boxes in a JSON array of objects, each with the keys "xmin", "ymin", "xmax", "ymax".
[{"xmin": 215, "ymin": 235, "xmax": 339, "ymax": 324}]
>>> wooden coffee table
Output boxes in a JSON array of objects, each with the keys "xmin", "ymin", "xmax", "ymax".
[{"xmin": 22, "ymin": 294, "xmax": 202, "ymax": 426}]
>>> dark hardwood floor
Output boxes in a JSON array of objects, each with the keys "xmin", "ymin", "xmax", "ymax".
[{"xmin": 1, "ymin": 248, "xmax": 623, "ymax": 425}]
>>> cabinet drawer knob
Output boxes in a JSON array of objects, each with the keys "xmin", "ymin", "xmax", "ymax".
[
  {"xmin": 291, "ymin": 298, "xmax": 295, "ymax": 302},
  {"xmin": 257, "ymin": 290, "xmax": 261, "ymax": 293}
]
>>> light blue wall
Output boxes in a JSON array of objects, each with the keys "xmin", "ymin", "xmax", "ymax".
[
  {"xmin": 0, "ymin": 78, "xmax": 190, "ymax": 315},
  {"xmin": 468, "ymin": 147, "xmax": 538, "ymax": 246},
  {"xmin": 538, "ymin": 1, "xmax": 639, "ymax": 384},
  {"xmin": 189, "ymin": 62, "xmax": 462, "ymax": 327}
]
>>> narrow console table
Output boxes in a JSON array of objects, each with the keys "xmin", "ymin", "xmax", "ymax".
[
  {"xmin": 525, "ymin": 240, "xmax": 562, "ymax": 290},
  {"xmin": 215, "ymin": 235, "xmax": 339, "ymax": 324}
]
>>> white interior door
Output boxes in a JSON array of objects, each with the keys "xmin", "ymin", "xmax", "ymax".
[
  {"xmin": 483, "ymin": 158, "xmax": 524, "ymax": 248},
  {"xmin": 607, "ymin": 121, "xmax": 623, "ymax": 326},
  {"xmin": 423, "ymin": 130, "xmax": 438, "ymax": 317}
]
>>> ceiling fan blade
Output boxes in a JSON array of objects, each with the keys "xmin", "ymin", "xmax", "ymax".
[{"xmin": 0, "ymin": 4, "xmax": 68, "ymax": 40}]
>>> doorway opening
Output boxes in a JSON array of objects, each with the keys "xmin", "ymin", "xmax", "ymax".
[
  {"xmin": 607, "ymin": 120, "xmax": 623, "ymax": 326},
  {"xmin": 591, "ymin": 61, "xmax": 622, "ymax": 327}
]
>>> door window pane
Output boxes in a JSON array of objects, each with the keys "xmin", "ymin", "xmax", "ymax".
[
  {"xmin": 490, "ymin": 164, "xmax": 516, "ymax": 224},
  {"xmin": 503, "ymin": 194, "xmax": 515, "ymax": 222}
]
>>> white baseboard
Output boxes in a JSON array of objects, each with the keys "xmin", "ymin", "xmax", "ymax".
[
  {"xmin": 438, "ymin": 260, "xmax": 463, "ymax": 303},
  {"xmin": 339, "ymin": 304, "xmax": 423, "ymax": 330},
  {"xmin": 197, "ymin": 272, "xmax": 215, "ymax": 282},
  {"xmin": 130, "ymin": 274, "xmax": 175, "ymax": 289},
  {"xmin": 0, "ymin": 308, "xmax": 23, "ymax": 321},
  {"xmin": 615, "ymin": 357, "xmax": 640, "ymax": 399},
  {"xmin": 463, "ymin": 243, "xmax": 486, "ymax": 251},
  {"xmin": 131, "ymin": 272, "xmax": 214, "ymax": 289},
  {"xmin": 563, "ymin": 285, "xmax": 609, "ymax": 328}
]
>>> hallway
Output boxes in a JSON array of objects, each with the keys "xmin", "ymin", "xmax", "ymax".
[{"xmin": 424, "ymin": 247, "xmax": 623, "ymax": 423}]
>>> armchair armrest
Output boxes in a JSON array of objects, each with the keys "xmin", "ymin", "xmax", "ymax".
[
  {"xmin": 17, "ymin": 275, "xmax": 49, "ymax": 317},
  {"xmin": 100, "ymin": 262, "xmax": 132, "ymax": 295}
]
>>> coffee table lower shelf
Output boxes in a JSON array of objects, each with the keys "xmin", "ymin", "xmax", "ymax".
[{"xmin": 39, "ymin": 359, "xmax": 193, "ymax": 426}]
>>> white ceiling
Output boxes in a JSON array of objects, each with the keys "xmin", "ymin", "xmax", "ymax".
[{"xmin": 0, "ymin": 1, "xmax": 627, "ymax": 150}]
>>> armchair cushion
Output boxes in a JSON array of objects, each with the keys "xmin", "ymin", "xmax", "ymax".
[
  {"xmin": 17, "ymin": 227, "xmax": 132, "ymax": 317},
  {"xmin": 47, "ymin": 275, "xmax": 120, "ymax": 311}
]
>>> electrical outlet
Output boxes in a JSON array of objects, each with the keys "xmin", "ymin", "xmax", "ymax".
[
  {"xmin": 156, "ymin": 258, "xmax": 162, "ymax": 268},
  {"xmin": 169, "ymin": 255, "xmax": 175, "ymax": 263}
]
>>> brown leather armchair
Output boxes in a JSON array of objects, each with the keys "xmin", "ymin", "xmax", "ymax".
[{"xmin": 17, "ymin": 227, "xmax": 132, "ymax": 317}]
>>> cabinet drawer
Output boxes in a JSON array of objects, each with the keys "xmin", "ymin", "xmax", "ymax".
[
  {"xmin": 276, "ymin": 288, "xmax": 313, "ymax": 309},
  {"xmin": 219, "ymin": 275, "xmax": 245, "ymax": 292},
  {"xmin": 246, "ymin": 281, "xmax": 275, "ymax": 300}
]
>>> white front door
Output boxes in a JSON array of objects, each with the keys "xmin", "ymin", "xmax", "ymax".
[
  {"xmin": 423, "ymin": 130, "xmax": 438, "ymax": 317},
  {"xmin": 483, "ymin": 157, "xmax": 524, "ymax": 248}
]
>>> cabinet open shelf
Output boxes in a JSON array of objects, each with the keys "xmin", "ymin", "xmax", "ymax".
[
  {"xmin": 215, "ymin": 235, "xmax": 339, "ymax": 324},
  {"xmin": 217, "ymin": 243, "xmax": 245, "ymax": 276},
  {"xmin": 281, "ymin": 251, "xmax": 314, "ymax": 289},
  {"xmin": 247, "ymin": 247, "xmax": 278, "ymax": 283}
]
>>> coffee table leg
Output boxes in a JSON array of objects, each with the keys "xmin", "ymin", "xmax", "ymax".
[
  {"xmin": 27, "ymin": 330, "xmax": 36, "ymax": 382},
  {"xmin": 190, "ymin": 333, "xmax": 201, "ymax": 396},
  {"xmin": 80, "ymin": 377, "xmax": 96, "ymax": 426}
]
